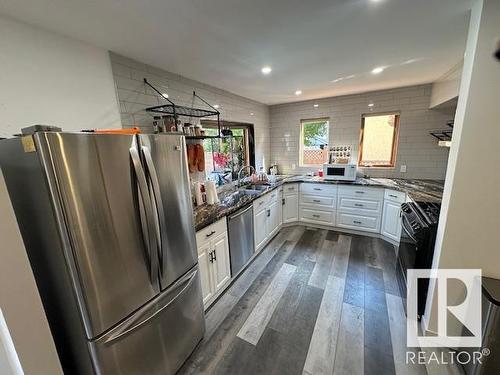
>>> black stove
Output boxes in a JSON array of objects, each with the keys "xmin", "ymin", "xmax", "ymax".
[{"xmin": 397, "ymin": 201, "xmax": 441, "ymax": 318}]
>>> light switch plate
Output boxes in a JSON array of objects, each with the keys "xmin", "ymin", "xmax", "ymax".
[{"xmin": 400, "ymin": 165, "xmax": 407, "ymax": 173}]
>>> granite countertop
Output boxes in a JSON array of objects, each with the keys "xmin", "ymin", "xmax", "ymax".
[{"xmin": 193, "ymin": 175, "xmax": 444, "ymax": 231}]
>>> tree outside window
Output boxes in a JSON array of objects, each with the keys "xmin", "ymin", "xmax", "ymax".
[{"xmin": 300, "ymin": 118, "xmax": 329, "ymax": 166}]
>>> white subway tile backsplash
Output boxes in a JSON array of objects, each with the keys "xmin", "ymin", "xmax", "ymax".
[{"xmin": 269, "ymin": 84, "xmax": 452, "ymax": 179}]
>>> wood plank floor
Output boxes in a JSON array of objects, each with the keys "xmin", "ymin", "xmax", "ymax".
[{"xmin": 179, "ymin": 226, "xmax": 442, "ymax": 375}]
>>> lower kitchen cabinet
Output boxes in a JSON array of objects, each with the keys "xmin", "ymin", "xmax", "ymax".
[
  {"xmin": 282, "ymin": 184, "xmax": 299, "ymax": 223},
  {"xmin": 195, "ymin": 217, "xmax": 231, "ymax": 309},
  {"xmin": 381, "ymin": 189, "xmax": 405, "ymax": 242},
  {"xmin": 253, "ymin": 190, "xmax": 281, "ymax": 252}
]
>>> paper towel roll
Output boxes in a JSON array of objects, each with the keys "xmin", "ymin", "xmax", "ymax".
[{"xmin": 206, "ymin": 180, "xmax": 218, "ymax": 205}]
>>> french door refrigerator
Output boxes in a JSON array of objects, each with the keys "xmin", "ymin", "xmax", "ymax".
[{"xmin": 0, "ymin": 131, "xmax": 205, "ymax": 374}]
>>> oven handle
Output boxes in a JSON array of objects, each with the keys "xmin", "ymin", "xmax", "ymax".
[{"xmin": 401, "ymin": 215, "xmax": 418, "ymax": 243}]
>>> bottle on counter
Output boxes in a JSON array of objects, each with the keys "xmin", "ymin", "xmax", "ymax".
[{"xmin": 152, "ymin": 116, "xmax": 161, "ymax": 134}]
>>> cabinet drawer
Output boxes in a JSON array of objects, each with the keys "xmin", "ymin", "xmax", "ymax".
[
  {"xmin": 300, "ymin": 194, "xmax": 336, "ymax": 208},
  {"xmin": 337, "ymin": 212, "xmax": 379, "ymax": 232},
  {"xmin": 300, "ymin": 183, "xmax": 338, "ymax": 196},
  {"xmin": 300, "ymin": 207, "xmax": 335, "ymax": 225},
  {"xmin": 196, "ymin": 217, "xmax": 227, "ymax": 249},
  {"xmin": 338, "ymin": 186, "xmax": 384, "ymax": 200},
  {"xmin": 267, "ymin": 189, "xmax": 280, "ymax": 203},
  {"xmin": 283, "ymin": 183, "xmax": 299, "ymax": 194},
  {"xmin": 253, "ymin": 195, "xmax": 270, "ymax": 212},
  {"xmin": 338, "ymin": 197, "xmax": 381, "ymax": 213},
  {"xmin": 384, "ymin": 189, "xmax": 406, "ymax": 204}
]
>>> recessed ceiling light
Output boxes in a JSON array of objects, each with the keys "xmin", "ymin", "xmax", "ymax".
[
  {"xmin": 213, "ymin": 104, "xmax": 220, "ymax": 109},
  {"xmin": 261, "ymin": 66, "xmax": 272, "ymax": 75},
  {"xmin": 371, "ymin": 66, "xmax": 385, "ymax": 74},
  {"xmin": 313, "ymin": 104, "xmax": 319, "ymax": 108},
  {"xmin": 295, "ymin": 90, "xmax": 302, "ymax": 96},
  {"xmin": 250, "ymin": 112, "xmax": 254, "ymax": 116},
  {"xmin": 162, "ymin": 93, "xmax": 169, "ymax": 98},
  {"xmin": 368, "ymin": 103, "xmax": 374, "ymax": 107}
]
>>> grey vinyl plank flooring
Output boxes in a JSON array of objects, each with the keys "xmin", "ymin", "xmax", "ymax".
[
  {"xmin": 237, "ymin": 262, "xmax": 297, "ymax": 345},
  {"xmin": 333, "ymin": 303, "xmax": 364, "ymax": 375},
  {"xmin": 268, "ymin": 259, "xmax": 316, "ymax": 334},
  {"xmin": 269, "ymin": 285, "xmax": 324, "ymax": 375},
  {"xmin": 386, "ymin": 293, "xmax": 427, "ymax": 375},
  {"xmin": 181, "ymin": 226, "xmax": 414, "ymax": 375},
  {"xmin": 330, "ymin": 234, "xmax": 352, "ymax": 279},
  {"xmin": 308, "ymin": 239, "xmax": 336, "ymax": 289},
  {"xmin": 303, "ymin": 276, "xmax": 345, "ymax": 375},
  {"xmin": 343, "ymin": 236, "xmax": 365, "ymax": 308},
  {"xmin": 178, "ymin": 240, "xmax": 297, "ymax": 374}
]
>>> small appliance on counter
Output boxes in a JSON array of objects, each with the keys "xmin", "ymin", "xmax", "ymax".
[{"xmin": 323, "ymin": 163, "xmax": 357, "ymax": 181}]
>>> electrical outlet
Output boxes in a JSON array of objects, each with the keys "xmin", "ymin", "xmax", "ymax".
[
  {"xmin": 291, "ymin": 163, "xmax": 296, "ymax": 170},
  {"xmin": 400, "ymin": 165, "xmax": 407, "ymax": 173}
]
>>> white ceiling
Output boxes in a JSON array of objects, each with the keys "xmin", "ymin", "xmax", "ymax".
[{"xmin": 0, "ymin": 0, "xmax": 472, "ymax": 105}]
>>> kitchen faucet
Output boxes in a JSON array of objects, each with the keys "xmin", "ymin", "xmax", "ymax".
[{"xmin": 237, "ymin": 165, "xmax": 256, "ymax": 187}]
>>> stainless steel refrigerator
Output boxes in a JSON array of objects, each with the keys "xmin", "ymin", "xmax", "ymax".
[{"xmin": 0, "ymin": 131, "xmax": 205, "ymax": 374}]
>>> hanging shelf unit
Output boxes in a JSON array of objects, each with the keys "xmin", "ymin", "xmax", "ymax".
[
  {"xmin": 429, "ymin": 120, "xmax": 454, "ymax": 141},
  {"xmin": 143, "ymin": 78, "xmax": 222, "ymax": 139}
]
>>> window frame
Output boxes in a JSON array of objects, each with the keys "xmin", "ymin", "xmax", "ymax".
[
  {"xmin": 299, "ymin": 117, "xmax": 330, "ymax": 167},
  {"xmin": 358, "ymin": 112, "xmax": 400, "ymax": 168}
]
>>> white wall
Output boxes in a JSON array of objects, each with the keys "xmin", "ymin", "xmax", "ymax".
[
  {"xmin": 270, "ymin": 85, "xmax": 453, "ymax": 179},
  {"xmin": 429, "ymin": 62, "xmax": 463, "ymax": 109},
  {"xmin": 109, "ymin": 52, "xmax": 270, "ymax": 171},
  {"xmin": 0, "ymin": 16, "xmax": 121, "ymax": 138},
  {"xmin": 425, "ymin": 0, "xmax": 500, "ymax": 334},
  {"xmin": 0, "ymin": 170, "xmax": 63, "ymax": 375}
]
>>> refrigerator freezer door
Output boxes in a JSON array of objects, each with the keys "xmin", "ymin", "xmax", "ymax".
[
  {"xmin": 38, "ymin": 132, "xmax": 159, "ymax": 339},
  {"xmin": 138, "ymin": 134, "xmax": 198, "ymax": 290},
  {"xmin": 89, "ymin": 266, "xmax": 205, "ymax": 375}
]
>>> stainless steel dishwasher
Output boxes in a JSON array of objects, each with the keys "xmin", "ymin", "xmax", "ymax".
[{"xmin": 228, "ymin": 205, "xmax": 255, "ymax": 277}]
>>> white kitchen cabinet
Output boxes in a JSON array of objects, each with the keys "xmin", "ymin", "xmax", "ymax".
[
  {"xmin": 253, "ymin": 190, "xmax": 281, "ymax": 252},
  {"xmin": 212, "ymin": 232, "xmax": 231, "ymax": 290},
  {"xmin": 381, "ymin": 189, "xmax": 405, "ymax": 242},
  {"xmin": 283, "ymin": 183, "xmax": 299, "ymax": 224},
  {"xmin": 299, "ymin": 183, "xmax": 337, "ymax": 226},
  {"xmin": 254, "ymin": 203, "xmax": 268, "ymax": 251},
  {"xmin": 195, "ymin": 217, "xmax": 231, "ymax": 309}
]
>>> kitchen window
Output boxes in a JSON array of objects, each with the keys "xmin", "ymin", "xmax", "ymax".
[
  {"xmin": 299, "ymin": 118, "xmax": 329, "ymax": 166},
  {"xmin": 202, "ymin": 121, "xmax": 255, "ymax": 185},
  {"xmin": 359, "ymin": 113, "xmax": 400, "ymax": 168}
]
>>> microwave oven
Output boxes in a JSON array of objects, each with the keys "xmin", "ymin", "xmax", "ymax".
[{"xmin": 322, "ymin": 163, "xmax": 357, "ymax": 181}]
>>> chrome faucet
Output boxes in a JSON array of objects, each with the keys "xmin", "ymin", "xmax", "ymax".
[{"xmin": 237, "ymin": 165, "xmax": 256, "ymax": 187}]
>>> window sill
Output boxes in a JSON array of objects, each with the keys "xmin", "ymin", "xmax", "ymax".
[{"xmin": 358, "ymin": 165, "xmax": 396, "ymax": 169}]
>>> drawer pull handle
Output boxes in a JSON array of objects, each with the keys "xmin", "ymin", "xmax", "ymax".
[
  {"xmin": 288, "ymin": 187, "xmax": 295, "ymax": 191},
  {"xmin": 355, "ymin": 191, "xmax": 364, "ymax": 194},
  {"xmin": 354, "ymin": 203, "xmax": 364, "ymax": 207},
  {"xmin": 314, "ymin": 188, "xmax": 322, "ymax": 191},
  {"xmin": 353, "ymin": 220, "xmax": 362, "ymax": 224},
  {"xmin": 389, "ymin": 194, "xmax": 398, "ymax": 198},
  {"xmin": 206, "ymin": 230, "xmax": 216, "ymax": 238},
  {"xmin": 282, "ymin": 198, "xmax": 285, "ymax": 205},
  {"xmin": 259, "ymin": 201, "xmax": 264, "ymax": 206},
  {"xmin": 313, "ymin": 199, "xmax": 321, "ymax": 203},
  {"xmin": 312, "ymin": 214, "xmax": 320, "ymax": 218}
]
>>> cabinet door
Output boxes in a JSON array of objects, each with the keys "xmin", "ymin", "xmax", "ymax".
[
  {"xmin": 254, "ymin": 207, "xmax": 269, "ymax": 251},
  {"xmin": 197, "ymin": 242, "xmax": 214, "ymax": 307},
  {"xmin": 212, "ymin": 233, "xmax": 231, "ymax": 292},
  {"xmin": 268, "ymin": 199, "xmax": 281, "ymax": 238},
  {"xmin": 283, "ymin": 193, "xmax": 299, "ymax": 223},
  {"xmin": 381, "ymin": 200, "xmax": 402, "ymax": 242}
]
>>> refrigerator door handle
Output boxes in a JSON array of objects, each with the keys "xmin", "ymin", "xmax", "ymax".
[
  {"xmin": 100, "ymin": 268, "xmax": 198, "ymax": 344},
  {"xmin": 129, "ymin": 146, "xmax": 159, "ymax": 288},
  {"xmin": 141, "ymin": 145, "xmax": 167, "ymax": 276}
]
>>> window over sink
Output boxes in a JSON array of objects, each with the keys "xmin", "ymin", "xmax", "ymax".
[
  {"xmin": 299, "ymin": 118, "xmax": 329, "ymax": 166},
  {"xmin": 359, "ymin": 113, "xmax": 400, "ymax": 168}
]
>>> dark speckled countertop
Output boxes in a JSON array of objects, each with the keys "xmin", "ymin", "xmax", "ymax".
[{"xmin": 193, "ymin": 175, "xmax": 444, "ymax": 231}]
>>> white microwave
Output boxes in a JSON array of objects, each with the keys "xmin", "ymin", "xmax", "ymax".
[{"xmin": 323, "ymin": 163, "xmax": 357, "ymax": 181}]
